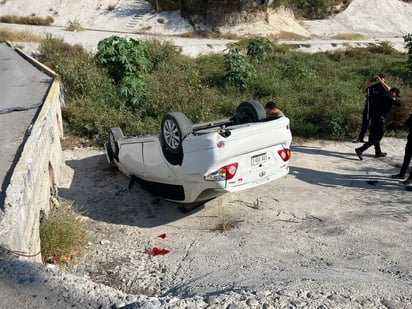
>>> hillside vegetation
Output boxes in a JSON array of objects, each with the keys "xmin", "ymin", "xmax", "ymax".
[
  {"xmin": 33, "ymin": 34, "xmax": 412, "ymax": 145},
  {"xmin": 148, "ymin": 0, "xmax": 411, "ymax": 21},
  {"xmin": 149, "ymin": 0, "xmax": 351, "ymax": 19}
]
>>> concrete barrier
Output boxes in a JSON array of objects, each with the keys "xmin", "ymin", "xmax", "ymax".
[{"xmin": 0, "ymin": 45, "xmax": 64, "ymax": 263}]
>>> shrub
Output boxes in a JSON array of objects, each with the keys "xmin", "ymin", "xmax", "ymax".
[
  {"xmin": 38, "ymin": 34, "xmax": 90, "ymax": 69},
  {"xmin": 96, "ymin": 36, "xmax": 151, "ymax": 108},
  {"xmin": 224, "ymin": 48, "xmax": 256, "ymax": 91},
  {"xmin": 65, "ymin": 20, "xmax": 84, "ymax": 32},
  {"xmin": 143, "ymin": 58, "xmax": 223, "ymax": 122},
  {"xmin": 246, "ymin": 37, "xmax": 274, "ymax": 63},
  {"xmin": 146, "ymin": 39, "xmax": 179, "ymax": 71},
  {"xmin": 404, "ymin": 33, "xmax": 412, "ymax": 79},
  {"xmin": 96, "ymin": 36, "xmax": 150, "ymax": 83},
  {"xmin": 40, "ymin": 199, "xmax": 87, "ymax": 264},
  {"xmin": 62, "ymin": 96, "xmax": 153, "ymax": 142},
  {"xmin": 38, "ymin": 35, "xmax": 113, "ymax": 102},
  {"xmin": 289, "ymin": 0, "xmax": 330, "ymax": 19},
  {"xmin": 38, "ymin": 35, "xmax": 411, "ymax": 143}
]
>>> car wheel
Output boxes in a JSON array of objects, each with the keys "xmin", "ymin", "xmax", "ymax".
[
  {"xmin": 161, "ymin": 112, "xmax": 192, "ymax": 156},
  {"xmin": 234, "ymin": 100, "xmax": 266, "ymax": 124},
  {"xmin": 108, "ymin": 127, "xmax": 124, "ymax": 162}
]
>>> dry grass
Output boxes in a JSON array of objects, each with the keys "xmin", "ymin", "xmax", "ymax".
[
  {"xmin": 65, "ymin": 20, "xmax": 85, "ymax": 32},
  {"xmin": 60, "ymin": 135, "xmax": 90, "ymax": 150},
  {"xmin": 0, "ymin": 14, "xmax": 53, "ymax": 25},
  {"xmin": 332, "ymin": 33, "xmax": 366, "ymax": 40},
  {"xmin": 215, "ymin": 199, "xmax": 243, "ymax": 232},
  {"xmin": 40, "ymin": 197, "xmax": 88, "ymax": 266},
  {"xmin": 271, "ymin": 31, "xmax": 310, "ymax": 41},
  {"xmin": 0, "ymin": 29, "xmax": 43, "ymax": 43}
]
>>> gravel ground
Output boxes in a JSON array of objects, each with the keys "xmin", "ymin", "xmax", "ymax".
[
  {"xmin": 1, "ymin": 0, "xmax": 411, "ymax": 307},
  {"xmin": 1, "ymin": 138, "xmax": 411, "ymax": 308},
  {"xmin": 7, "ymin": 137, "xmax": 408, "ymax": 308}
]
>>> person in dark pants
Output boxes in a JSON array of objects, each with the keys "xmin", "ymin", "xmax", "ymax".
[
  {"xmin": 355, "ymin": 87, "xmax": 401, "ymax": 160},
  {"xmin": 353, "ymin": 73, "xmax": 390, "ymax": 143},
  {"xmin": 391, "ymin": 114, "xmax": 412, "ymax": 185}
]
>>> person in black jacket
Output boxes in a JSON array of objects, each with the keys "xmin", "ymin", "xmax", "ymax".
[
  {"xmin": 355, "ymin": 87, "xmax": 401, "ymax": 160},
  {"xmin": 353, "ymin": 73, "xmax": 391, "ymax": 143},
  {"xmin": 391, "ymin": 114, "xmax": 412, "ymax": 185}
]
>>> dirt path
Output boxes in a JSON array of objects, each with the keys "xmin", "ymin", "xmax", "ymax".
[{"xmin": 57, "ymin": 138, "xmax": 412, "ymax": 307}]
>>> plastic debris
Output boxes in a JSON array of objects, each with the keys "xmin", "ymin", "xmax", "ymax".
[
  {"xmin": 148, "ymin": 247, "xmax": 170, "ymax": 256},
  {"xmin": 158, "ymin": 233, "xmax": 167, "ymax": 239},
  {"xmin": 45, "ymin": 255, "xmax": 72, "ymax": 264},
  {"xmin": 18, "ymin": 277, "xmax": 36, "ymax": 284}
]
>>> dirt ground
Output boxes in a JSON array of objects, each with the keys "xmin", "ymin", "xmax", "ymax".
[
  {"xmin": 1, "ymin": 0, "xmax": 411, "ymax": 306},
  {"xmin": 58, "ymin": 137, "xmax": 412, "ymax": 307}
]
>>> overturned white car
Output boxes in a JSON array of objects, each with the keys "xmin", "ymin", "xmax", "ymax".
[{"xmin": 106, "ymin": 100, "xmax": 292, "ymax": 204}]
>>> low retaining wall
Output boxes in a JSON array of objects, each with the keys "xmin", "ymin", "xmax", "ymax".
[{"xmin": 0, "ymin": 45, "xmax": 64, "ymax": 263}]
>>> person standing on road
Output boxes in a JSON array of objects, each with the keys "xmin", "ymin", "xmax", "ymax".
[
  {"xmin": 354, "ymin": 73, "xmax": 391, "ymax": 143},
  {"xmin": 391, "ymin": 114, "xmax": 412, "ymax": 185},
  {"xmin": 265, "ymin": 101, "xmax": 284, "ymax": 118},
  {"xmin": 355, "ymin": 87, "xmax": 401, "ymax": 160}
]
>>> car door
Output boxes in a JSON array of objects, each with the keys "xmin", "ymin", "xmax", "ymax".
[{"xmin": 142, "ymin": 140, "xmax": 177, "ymax": 183}]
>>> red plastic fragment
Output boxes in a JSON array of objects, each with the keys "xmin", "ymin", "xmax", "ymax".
[
  {"xmin": 158, "ymin": 233, "xmax": 167, "ymax": 239},
  {"xmin": 148, "ymin": 247, "xmax": 170, "ymax": 256}
]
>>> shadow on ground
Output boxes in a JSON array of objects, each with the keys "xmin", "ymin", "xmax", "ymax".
[{"xmin": 59, "ymin": 154, "xmax": 205, "ymax": 228}]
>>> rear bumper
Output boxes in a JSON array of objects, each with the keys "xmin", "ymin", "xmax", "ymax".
[{"xmin": 226, "ymin": 165, "xmax": 289, "ymax": 192}]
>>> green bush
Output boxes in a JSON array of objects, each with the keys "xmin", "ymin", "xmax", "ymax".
[
  {"xmin": 96, "ymin": 36, "xmax": 151, "ymax": 108},
  {"xmin": 146, "ymin": 39, "xmax": 180, "ymax": 71},
  {"xmin": 404, "ymin": 33, "xmax": 412, "ymax": 79},
  {"xmin": 224, "ymin": 48, "xmax": 256, "ymax": 91},
  {"xmin": 246, "ymin": 37, "xmax": 274, "ymax": 63},
  {"xmin": 36, "ymin": 36, "xmax": 411, "ymax": 144}
]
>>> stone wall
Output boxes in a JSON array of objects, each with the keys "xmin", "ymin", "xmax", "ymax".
[{"xmin": 0, "ymin": 47, "xmax": 63, "ymax": 263}]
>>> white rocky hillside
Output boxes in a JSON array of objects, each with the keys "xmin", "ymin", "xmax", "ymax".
[
  {"xmin": 305, "ymin": 0, "xmax": 412, "ymax": 38},
  {"xmin": 0, "ymin": 0, "xmax": 411, "ymax": 39}
]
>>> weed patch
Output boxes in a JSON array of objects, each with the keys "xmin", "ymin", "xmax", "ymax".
[
  {"xmin": 0, "ymin": 14, "xmax": 53, "ymax": 25},
  {"xmin": 35, "ymin": 35, "xmax": 412, "ymax": 144},
  {"xmin": 40, "ymin": 198, "xmax": 88, "ymax": 266},
  {"xmin": 65, "ymin": 20, "xmax": 84, "ymax": 32},
  {"xmin": 0, "ymin": 29, "xmax": 42, "ymax": 43},
  {"xmin": 332, "ymin": 33, "xmax": 366, "ymax": 40}
]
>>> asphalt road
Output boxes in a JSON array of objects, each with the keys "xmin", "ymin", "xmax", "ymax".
[{"xmin": 0, "ymin": 43, "xmax": 52, "ymax": 208}]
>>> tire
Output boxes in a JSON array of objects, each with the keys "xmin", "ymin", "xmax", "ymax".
[
  {"xmin": 108, "ymin": 127, "xmax": 124, "ymax": 162},
  {"xmin": 161, "ymin": 112, "xmax": 192, "ymax": 156},
  {"xmin": 234, "ymin": 100, "xmax": 266, "ymax": 124}
]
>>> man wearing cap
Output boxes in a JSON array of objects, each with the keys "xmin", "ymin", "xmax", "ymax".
[
  {"xmin": 355, "ymin": 87, "xmax": 401, "ymax": 160},
  {"xmin": 354, "ymin": 73, "xmax": 391, "ymax": 142}
]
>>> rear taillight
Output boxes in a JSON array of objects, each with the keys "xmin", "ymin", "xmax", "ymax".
[
  {"xmin": 205, "ymin": 163, "xmax": 238, "ymax": 181},
  {"xmin": 278, "ymin": 148, "xmax": 291, "ymax": 161}
]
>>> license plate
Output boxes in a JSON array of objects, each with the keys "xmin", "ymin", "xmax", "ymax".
[{"xmin": 251, "ymin": 153, "xmax": 267, "ymax": 166}]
